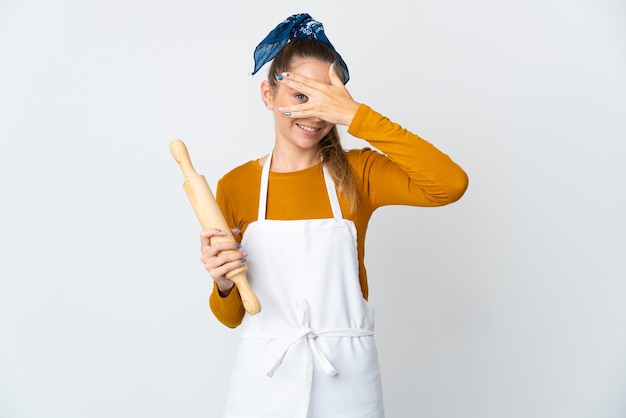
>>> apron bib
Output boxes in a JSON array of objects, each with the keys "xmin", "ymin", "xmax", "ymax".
[{"xmin": 222, "ymin": 151, "xmax": 384, "ymax": 418}]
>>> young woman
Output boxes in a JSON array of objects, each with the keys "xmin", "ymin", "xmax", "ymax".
[{"xmin": 200, "ymin": 13, "xmax": 468, "ymax": 418}]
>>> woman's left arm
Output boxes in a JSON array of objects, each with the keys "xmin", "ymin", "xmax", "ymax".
[
  {"xmin": 348, "ymin": 104, "xmax": 468, "ymax": 207},
  {"xmin": 275, "ymin": 65, "xmax": 468, "ymax": 206}
]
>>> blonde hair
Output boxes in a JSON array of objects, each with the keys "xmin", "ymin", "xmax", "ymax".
[{"xmin": 267, "ymin": 38, "xmax": 359, "ymax": 213}]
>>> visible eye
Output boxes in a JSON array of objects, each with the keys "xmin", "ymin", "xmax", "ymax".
[{"xmin": 295, "ymin": 93, "xmax": 308, "ymax": 102}]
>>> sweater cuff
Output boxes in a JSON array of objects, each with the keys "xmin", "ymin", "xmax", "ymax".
[
  {"xmin": 347, "ymin": 103, "xmax": 375, "ymax": 137},
  {"xmin": 213, "ymin": 281, "xmax": 239, "ymax": 300}
]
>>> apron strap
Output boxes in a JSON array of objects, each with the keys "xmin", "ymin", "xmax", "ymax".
[
  {"xmin": 322, "ymin": 165, "xmax": 343, "ymax": 221},
  {"xmin": 257, "ymin": 150, "xmax": 272, "ymax": 221},
  {"xmin": 258, "ymin": 149, "xmax": 344, "ymax": 221}
]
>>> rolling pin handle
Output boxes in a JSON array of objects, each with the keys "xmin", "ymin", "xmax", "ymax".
[{"xmin": 170, "ymin": 139, "xmax": 198, "ymax": 179}]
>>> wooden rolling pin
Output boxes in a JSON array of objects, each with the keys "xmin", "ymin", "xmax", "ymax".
[{"xmin": 170, "ymin": 139, "xmax": 261, "ymax": 315}]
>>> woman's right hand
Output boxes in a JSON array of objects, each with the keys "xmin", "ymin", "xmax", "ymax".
[{"xmin": 200, "ymin": 228, "xmax": 247, "ymax": 297}]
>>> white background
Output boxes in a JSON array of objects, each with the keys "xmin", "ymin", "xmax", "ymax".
[{"xmin": 1, "ymin": 0, "xmax": 625, "ymax": 417}]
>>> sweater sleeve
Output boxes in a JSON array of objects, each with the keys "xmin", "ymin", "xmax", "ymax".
[
  {"xmin": 209, "ymin": 282, "xmax": 245, "ymax": 328},
  {"xmin": 347, "ymin": 104, "xmax": 468, "ymax": 207}
]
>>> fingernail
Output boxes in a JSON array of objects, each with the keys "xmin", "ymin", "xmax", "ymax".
[
  {"xmin": 332, "ymin": 60, "xmax": 336, "ymax": 68},
  {"xmin": 275, "ymin": 74, "xmax": 283, "ymax": 81},
  {"xmin": 282, "ymin": 72, "xmax": 290, "ymax": 77},
  {"xmin": 236, "ymin": 243, "xmax": 242, "ymax": 249},
  {"xmin": 283, "ymin": 112, "xmax": 291, "ymax": 116},
  {"xmin": 240, "ymin": 259, "xmax": 247, "ymax": 263},
  {"xmin": 217, "ymin": 229, "xmax": 224, "ymax": 234}
]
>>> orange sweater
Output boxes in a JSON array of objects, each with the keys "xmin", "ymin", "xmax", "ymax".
[{"xmin": 210, "ymin": 104, "xmax": 468, "ymax": 327}]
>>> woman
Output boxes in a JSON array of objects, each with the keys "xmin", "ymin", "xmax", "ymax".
[{"xmin": 200, "ymin": 13, "xmax": 468, "ymax": 418}]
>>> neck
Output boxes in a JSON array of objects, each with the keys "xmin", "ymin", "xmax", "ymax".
[{"xmin": 269, "ymin": 143, "xmax": 321, "ymax": 172}]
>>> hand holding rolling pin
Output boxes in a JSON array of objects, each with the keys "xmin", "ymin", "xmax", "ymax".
[
  {"xmin": 170, "ymin": 139, "xmax": 261, "ymax": 315},
  {"xmin": 199, "ymin": 227, "xmax": 244, "ymax": 297}
]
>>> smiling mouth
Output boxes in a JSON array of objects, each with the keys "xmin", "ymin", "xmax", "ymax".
[{"xmin": 297, "ymin": 123, "xmax": 321, "ymax": 133}]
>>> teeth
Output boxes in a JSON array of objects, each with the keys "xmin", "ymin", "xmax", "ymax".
[{"xmin": 299, "ymin": 124, "xmax": 318, "ymax": 132}]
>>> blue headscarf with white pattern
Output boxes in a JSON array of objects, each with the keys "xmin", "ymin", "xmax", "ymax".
[{"xmin": 252, "ymin": 13, "xmax": 350, "ymax": 84}]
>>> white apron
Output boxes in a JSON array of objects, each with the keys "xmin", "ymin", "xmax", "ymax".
[{"xmin": 222, "ymin": 151, "xmax": 384, "ymax": 418}]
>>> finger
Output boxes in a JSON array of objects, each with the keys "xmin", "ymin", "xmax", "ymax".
[
  {"xmin": 200, "ymin": 228, "xmax": 228, "ymax": 252},
  {"xmin": 200, "ymin": 228, "xmax": 226, "ymax": 242},
  {"xmin": 200, "ymin": 242, "xmax": 241, "ymax": 266},
  {"xmin": 328, "ymin": 62, "xmax": 345, "ymax": 87},
  {"xmin": 213, "ymin": 248, "xmax": 247, "ymax": 267},
  {"xmin": 201, "ymin": 240, "xmax": 242, "ymax": 259},
  {"xmin": 203, "ymin": 249, "xmax": 247, "ymax": 273},
  {"xmin": 276, "ymin": 72, "xmax": 322, "ymax": 95},
  {"xmin": 208, "ymin": 258, "xmax": 248, "ymax": 280},
  {"xmin": 277, "ymin": 103, "xmax": 313, "ymax": 118}
]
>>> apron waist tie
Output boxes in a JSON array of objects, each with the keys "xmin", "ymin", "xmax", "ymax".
[
  {"xmin": 240, "ymin": 299, "xmax": 374, "ymax": 379},
  {"xmin": 240, "ymin": 300, "xmax": 375, "ymax": 417}
]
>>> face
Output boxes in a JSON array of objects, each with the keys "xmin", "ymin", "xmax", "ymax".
[{"xmin": 261, "ymin": 58, "xmax": 334, "ymax": 152}]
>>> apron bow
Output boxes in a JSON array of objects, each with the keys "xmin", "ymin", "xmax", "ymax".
[{"xmin": 267, "ymin": 299, "xmax": 339, "ymax": 378}]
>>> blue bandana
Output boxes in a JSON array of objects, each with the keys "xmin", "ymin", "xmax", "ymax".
[{"xmin": 252, "ymin": 13, "xmax": 350, "ymax": 84}]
